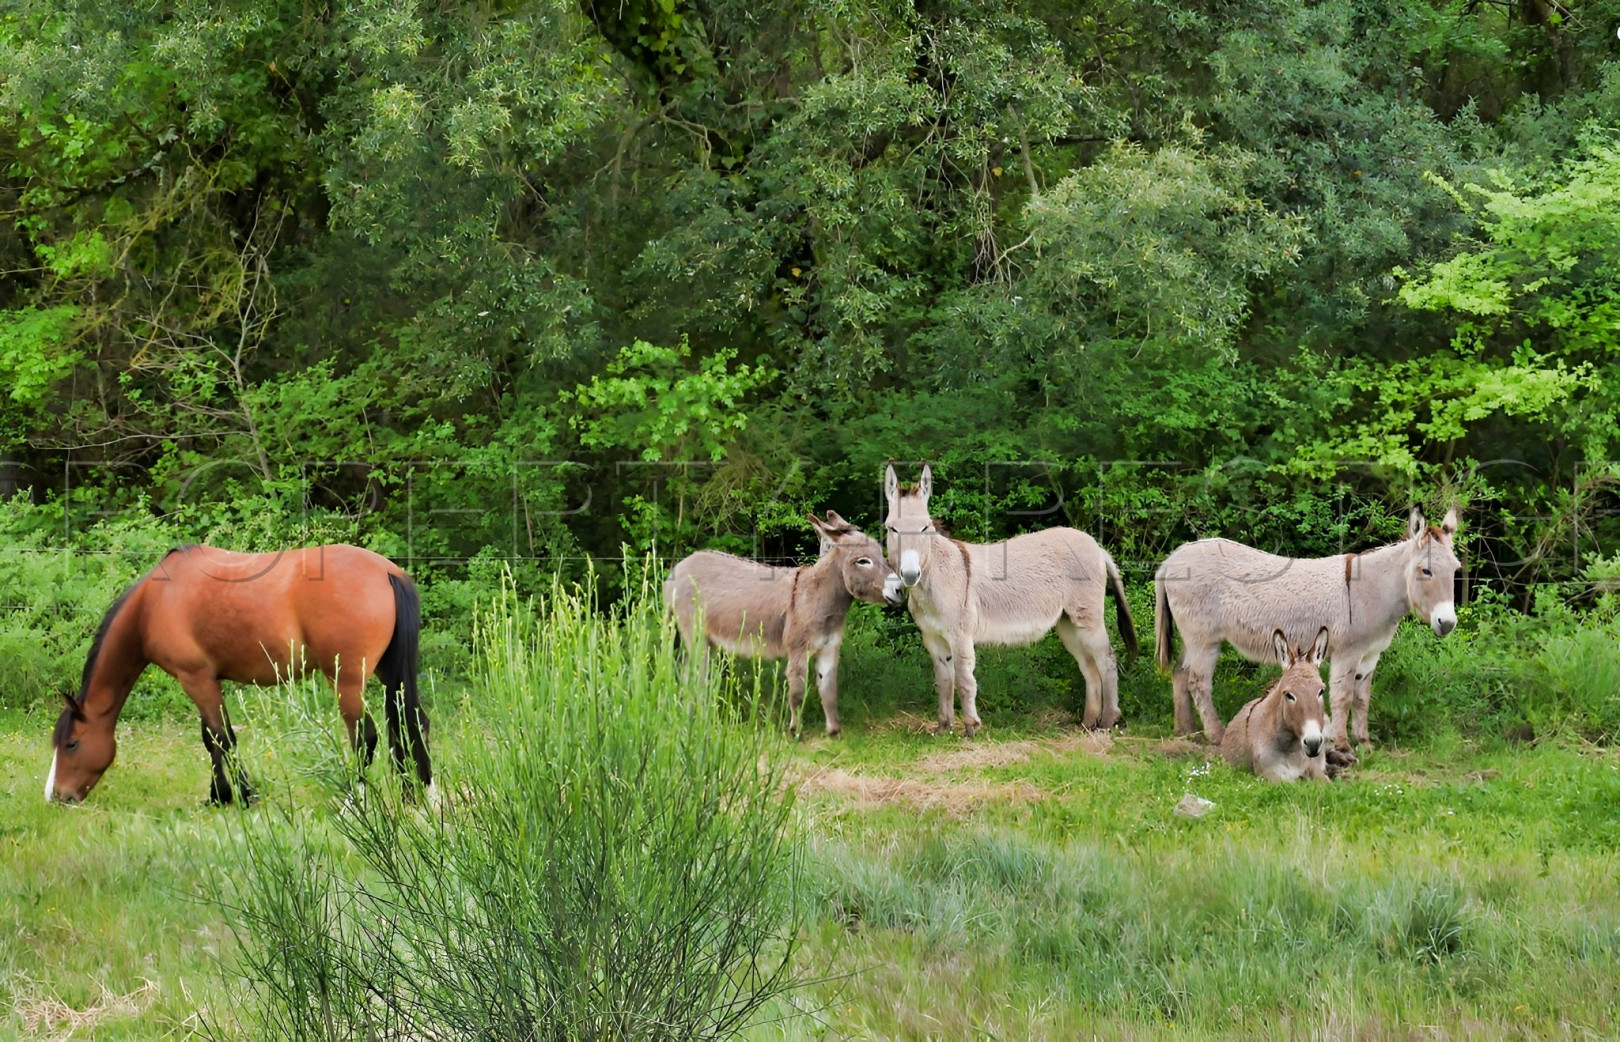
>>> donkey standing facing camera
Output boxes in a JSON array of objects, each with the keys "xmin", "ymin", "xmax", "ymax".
[{"xmin": 883, "ymin": 463, "xmax": 1137, "ymax": 737}]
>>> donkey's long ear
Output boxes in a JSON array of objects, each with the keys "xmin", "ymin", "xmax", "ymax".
[
  {"xmin": 1272, "ymin": 630, "xmax": 1291, "ymax": 669},
  {"xmin": 1438, "ymin": 507, "xmax": 1459, "ymax": 541},
  {"xmin": 1408, "ymin": 506, "xmax": 1427, "ymax": 540},
  {"xmin": 918, "ymin": 463, "xmax": 933, "ymax": 501},
  {"xmin": 1308, "ymin": 627, "xmax": 1330, "ymax": 666},
  {"xmin": 884, "ymin": 463, "xmax": 899, "ymax": 504},
  {"xmin": 823, "ymin": 509, "xmax": 851, "ymax": 532}
]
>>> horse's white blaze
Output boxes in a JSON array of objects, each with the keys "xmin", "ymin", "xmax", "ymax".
[
  {"xmin": 899, "ymin": 549, "xmax": 921, "ymax": 586},
  {"xmin": 44, "ymin": 751, "xmax": 58, "ymax": 803},
  {"xmin": 1430, "ymin": 600, "xmax": 1457, "ymax": 635}
]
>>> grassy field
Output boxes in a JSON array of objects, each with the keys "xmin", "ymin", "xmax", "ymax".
[{"xmin": 5, "ymin": 683, "xmax": 1619, "ymax": 1039}]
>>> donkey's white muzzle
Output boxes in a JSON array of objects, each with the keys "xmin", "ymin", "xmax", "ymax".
[
  {"xmin": 1430, "ymin": 601, "xmax": 1457, "ymax": 637},
  {"xmin": 899, "ymin": 549, "xmax": 921, "ymax": 588},
  {"xmin": 1301, "ymin": 720, "xmax": 1324, "ymax": 758},
  {"xmin": 882, "ymin": 573, "xmax": 904, "ymax": 606}
]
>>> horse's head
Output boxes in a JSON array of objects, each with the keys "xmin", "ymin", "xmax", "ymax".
[
  {"xmin": 1270, "ymin": 628, "xmax": 1328, "ymax": 759},
  {"xmin": 884, "ymin": 462, "xmax": 938, "ymax": 589},
  {"xmin": 810, "ymin": 511, "xmax": 902, "ymax": 607},
  {"xmin": 47, "ymin": 692, "xmax": 115, "ymax": 803},
  {"xmin": 1404, "ymin": 507, "xmax": 1461, "ymax": 637}
]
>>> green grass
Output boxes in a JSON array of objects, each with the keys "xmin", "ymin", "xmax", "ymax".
[{"xmin": 4, "ymin": 661, "xmax": 1619, "ymax": 1037}]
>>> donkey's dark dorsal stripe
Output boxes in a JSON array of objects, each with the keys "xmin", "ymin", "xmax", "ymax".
[{"xmin": 46, "ymin": 545, "xmax": 430, "ymax": 805}]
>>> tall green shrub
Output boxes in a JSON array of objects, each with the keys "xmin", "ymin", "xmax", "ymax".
[{"xmin": 215, "ymin": 574, "xmax": 806, "ymax": 1040}]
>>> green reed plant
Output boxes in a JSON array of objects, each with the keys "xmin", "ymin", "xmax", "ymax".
[{"xmin": 212, "ymin": 571, "xmax": 806, "ymax": 1040}]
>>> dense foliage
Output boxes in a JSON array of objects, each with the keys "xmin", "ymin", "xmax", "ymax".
[{"xmin": 3, "ymin": 0, "xmax": 1619, "ymax": 638}]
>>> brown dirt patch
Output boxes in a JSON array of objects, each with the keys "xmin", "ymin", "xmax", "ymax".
[{"xmin": 793, "ymin": 766, "xmax": 1047, "ymax": 816}]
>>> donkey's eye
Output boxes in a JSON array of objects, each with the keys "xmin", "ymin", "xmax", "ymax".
[
  {"xmin": 856, "ymin": 557, "xmax": 873, "ymax": 567},
  {"xmin": 1284, "ymin": 692, "xmax": 1296, "ymax": 702},
  {"xmin": 1421, "ymin": 567, "xmax": 1433, "ymax": 578}
]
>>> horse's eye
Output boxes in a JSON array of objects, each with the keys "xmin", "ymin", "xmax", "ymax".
[
  {"xmin": 65, "ymin": 740, "xmax": 80, "ymax": 752},
  {"xmin": 856, "ymin": 558, "xmax": 872, "ymax": 567},
  {"xmin": 1284, "ymin": 692, "xmax": 1295, "ymax": 702}
]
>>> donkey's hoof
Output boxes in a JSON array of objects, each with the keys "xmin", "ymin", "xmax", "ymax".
[
  {"xmin": 826, "ymin": 727, "xmax": 842, "ymax": 739},
  {"xmin": 1326, "ymin": 747, "xmax": 1358, "ymax": 769},
  {"xmin": 931, "ymin": 723, "xmax": 954, "ymax": 737}
]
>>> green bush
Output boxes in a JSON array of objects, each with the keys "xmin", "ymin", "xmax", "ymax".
[{"xmin": 213, "ymin": 574, "xmax": 807, "ymax": 1040}]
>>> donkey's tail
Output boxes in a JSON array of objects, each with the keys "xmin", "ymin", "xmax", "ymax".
[
  {"xmin": 1154, "ymin": 572, "xmax": 1175, "ymax": 674},
  {"xmin": 376, "ymin": 572, "xmax": 431, "ymax": 788},
  {"xmin": 1104, "ymin": 551, "xmax": 1139, "ymax": 662}
]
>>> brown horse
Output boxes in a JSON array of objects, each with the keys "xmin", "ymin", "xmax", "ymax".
[{"xmin": 46, "ymin": 544, "xmax": 430, "ymax": 804}]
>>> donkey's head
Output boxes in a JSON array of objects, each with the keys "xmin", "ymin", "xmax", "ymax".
[
  {"xmin": 1269, "ymin": 628, "xmax": 1329, "ymax": 758},
  {"xmin": 883, "ymin": 462, "xmax": 938, "ymax": 588},
  {"xmin": 47, "ymin": 693, "xmax": 115, "ymax": 803},
  {"xmin": 1404, "ymin": 507, "xmax": 1461, "ymax": 637},
  {"xmin": 810, "ymin": 511, "xmax": 903, "ymax": 607}
]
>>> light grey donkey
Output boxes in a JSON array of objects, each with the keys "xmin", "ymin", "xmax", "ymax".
[
  {"xmin": 664, "ymin": 511, "xmax": 902, "ymax": 737},
  {"xmin": 1156, "ymin": 507, "xmax": 1461, "ymax": 763},
  {"xmin": 1222, "ymin": 628, "xmax": 1332, "ymax": 782},
  {"xmin": 884, "ymin": 463, "xmax": 1138, "ymax": 737}
]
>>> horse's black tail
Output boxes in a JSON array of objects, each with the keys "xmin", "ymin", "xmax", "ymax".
[{"xmin": 376, "ymin": 572, "xmax": 431, "ymax": 789}]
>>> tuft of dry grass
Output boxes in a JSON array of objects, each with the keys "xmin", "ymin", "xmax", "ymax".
[{"xmin": 13, "ymin": 976, "xmax": 159, "ymax": 1039}]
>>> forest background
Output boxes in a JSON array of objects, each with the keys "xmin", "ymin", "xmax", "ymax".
[{"xmin": 4, "ymin": 0, "xmax": 1620, "ymax": 720}]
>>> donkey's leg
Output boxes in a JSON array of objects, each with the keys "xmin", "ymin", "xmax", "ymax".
[
  {"xmin": 1055, "ymin": 615, "xmax": 1102, "ymax": 728},
  {"xmin": 921, "ymin": 630, "xmax": 955, "ymax": 735},
  {"xmin": 954, "ymin": 640, "xmax": 982, "ymax": 738},
  {"xmin": 1351, "ymin": 651, "xmax": 1384, "ymax": 747},
  {"xmin": 785, "ymin": 650, "xmax": 810, "ymax": 739},
  {"xmin": 181, "ymin": 674, "xmax": 252, "ymax": 806},
  {"xmin": 1172, "ymin": 661, "xmax": 1196, "ymax": 737},
  {"xmin": 815, "ymin": 639, "xmax": 843, "ymax": 738},
  {"xmin": 1180, "ymin": 643, "xmax": 1224, "ymax": 743},
  {"xmin": 1324, "ymin": 659, "xmax": 1359, "ymax": 764}
]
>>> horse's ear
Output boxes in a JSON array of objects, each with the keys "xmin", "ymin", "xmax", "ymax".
[
  {"xmin": 1272, "ymin": 630, "xmax": 1291, "ymax": 669},
  {"xmin": 1309, "ymin": 627, "xmax": 1330, "ymax": 666},
  {"xmin": 918, "ymin": 463, "xmax": 933, "ymax": 501},
  {"xmin": 60, "ymin": 691, "xmax": 82, "ymax": 720},
  {"xmin": 1438, "ymin": 507, "xmax": 1459, "ymax": 541},
  {"xmin": 884, "ymin": 463, "xmax": 899, "ymax": 503},
  {"xmin": 1408, "ymin": 506, "xmax": 1427, "ymax": 540}
]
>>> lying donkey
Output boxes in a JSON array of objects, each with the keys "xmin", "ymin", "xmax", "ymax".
[
  {"xmin": 1222, "ymin": 628, "xmax": 1331, "ymax": 782},
  {"xmin": 1156, "ymin": 507, "xmax": 1461, "ymax": 762},
  {"xmin": 885, "ymin": 463, "xmax": 1137, "ymax": 737},
  {"xmin": 665, "ymin": 511, "xmax": 901, "ymax": 737}
]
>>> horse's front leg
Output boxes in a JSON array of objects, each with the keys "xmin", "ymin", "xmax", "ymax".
[
  {"xmin": 182, "ymin": 674, "xmax": 253, "ymax": 806},
  {"xmin": 785, "ymin": 649, "xmax": 810, "ymax": 739},
  {"xmin": 920, "ymin": 630, "xmax": 955, "ymax": 735},
  {"xmin": 815, "ymin": 636, "xmax": 843, "ymax": 738}
]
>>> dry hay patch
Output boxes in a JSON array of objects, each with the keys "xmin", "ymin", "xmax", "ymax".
[
  {"xmin": 14, "ymin": 976, "xmax": 158, "ymax": 1038},
  {"xmin": 793, "ymin": 766, "xmax": 1046, "ymax": 816},
  {"xmin": 913, "ymin": 729, "xmax": 1114, "ymax": 773}
]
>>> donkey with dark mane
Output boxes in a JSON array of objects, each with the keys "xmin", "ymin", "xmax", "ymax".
[
  {"xmin": 1222, "ymin": 628, "xmax": 1332, "ymax": 782},
  {"xmin": 884, "ymin": 463, "xmax": 1138, "ymax": 737},
  {"xmin": 665, "ymin": 512, "xmax": 901, "ymax": 737},
  {"xmin": 1156, "ymin": 507, "xmax": 1461, "ymax": 761},
  {"xmin": 47, "ymin": 544, "xmax": 430, "ymax": 804}
]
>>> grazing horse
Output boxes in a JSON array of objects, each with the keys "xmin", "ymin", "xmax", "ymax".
[
  {"xmin": 46, "ymin": 544, "xmax": 431, "ymax": 804},
  {"xmin": 665, "ymin": 512, "xmax": 902, "ymax": 737},
  {"xmin": 884, "ymin": 463, "xmax": 1138, "ymax": 737},
  {"xmin": 1221, "ymin": 628, "xmax": 1332, "ymax": 782},
  {"xmin": 1155, "ymin": 507, "xmax": 1461, "ymax": 761}
]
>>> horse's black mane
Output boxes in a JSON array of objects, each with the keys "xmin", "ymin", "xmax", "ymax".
[{"xmin": 72, "ymin": 546, "xmax": 191, "ymax": 706}]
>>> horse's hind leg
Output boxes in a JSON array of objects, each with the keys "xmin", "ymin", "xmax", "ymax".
[
  {"xmin": 334, "ymin": 673, "xmax": 377, "ymax": 778},
  {"xmin": 182, "ymin": 674, "xmax": 253, "ymax": 805}
]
